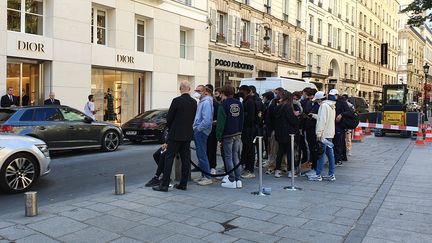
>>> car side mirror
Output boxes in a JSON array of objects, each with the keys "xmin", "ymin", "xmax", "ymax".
[{"xmin": 83, "ymin": 116, "xmax": 93, "ymax": 123}]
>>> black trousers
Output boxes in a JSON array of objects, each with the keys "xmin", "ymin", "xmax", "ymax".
[
  {"xmin": 161, "ymin": 140, "xmax": 191, "ymax": 187},
  {"xmin": 241, "ymin": 127, "xmax": 256, "ymax": 172},
  {"xmin": 333, "ymin": 127, "xmax": 346, "ymax": 163},
  {"xmin": 305, "ymin": 127, "xmax": 318, "ymax": 170},
  {"xmin": 299, "ymin": 131, "xmax": 309, "ymax": 163},
  {"xmin": 275, "ymin": 140, "xmax": 296, "ymax": 171},
  {"xmin": 152, "ymin": 148, "xmax": 166, "ymax": 177},
  {"xmin": 207, "ymin": 128, "xmax": 218, "ymax": 169}
]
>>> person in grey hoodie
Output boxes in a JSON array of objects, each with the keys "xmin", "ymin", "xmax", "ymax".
[
  {"xmin": 309, "ymin": 93, "xmax": 337, "ymax": 182},
  {"xmin": 192, "ymin": 85, "xmax": 214, "ymax": 186}
]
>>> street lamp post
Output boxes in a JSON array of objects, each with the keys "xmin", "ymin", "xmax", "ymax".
[{"xmin": 423, "ymin": 63, "xmax": 430, "ymax": 114}]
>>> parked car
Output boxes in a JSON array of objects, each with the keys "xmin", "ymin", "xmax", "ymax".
[
  {"xmin": 0, "ymin": 106, "xmax": 122, "ymax": 152},
  {"xmin": 122, "ymin": 109, "xmax": 168, "ymax": 144},
  {"xmin": 349, "ymin": 96, "xmax": 369, "ymax": 113},
  {"xmin": 0, "ymin": 134, "xmax": 51, "ymax": 193}
]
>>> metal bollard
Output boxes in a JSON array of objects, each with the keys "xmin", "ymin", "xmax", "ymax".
[
  {"xmin": 284, "ymin": 134, "xmax": 302, "ymax": 191},
  {"xmin": 115, "ymin": 174, "xmax": 125, "ymax": 195},
  {"xmin": 25, "ymin": 191, "xmax": 38, "ymax": 217},
  {"xmin": 252, "ymin": 136, "xmax": 266, "ymax": 196}
]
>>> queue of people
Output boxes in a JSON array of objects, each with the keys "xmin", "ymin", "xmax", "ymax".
[{"xmin": 149, "ymin": 80, "xmax": 357, "ymax": 192}]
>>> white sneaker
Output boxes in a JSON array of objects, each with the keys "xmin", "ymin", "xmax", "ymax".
[
  {"xmin": 222, "ymin": 175, "xmax": 229, "ymax": 183},
  {"xmin": 306, "ymin": 169, "xmax": 316, "ymax": 177},
  {"xmin": 236, "ymin": 180, "xmax": 242, "ymax": 189},
  {"xmin": 348, "ymin": 152, "xmax": 352, "ymax": 156},
  {"xmin": 287, "ymin": 171, "xmax": 298, "ymax": 178},
  {"xmin": 241, "ymin": 171, "xmax": 256, "ymax": 179},
  {"xmin": 197, "ymin": 178, "xmax": 213, "ymax": 186},
  {"xmin": 221, "ymin": 180, "xmax": 236, "ymax": 189},
  {"xmin": 193, "ymin": 177, "xmax": 203, "ymax": 182},
  {"xmin": 211, "ymin": 168, "xmax": 216, "ymax": 175},
  {"xmin": 274, "ymin": 170, "xmax": 282, "ymax": 178}
]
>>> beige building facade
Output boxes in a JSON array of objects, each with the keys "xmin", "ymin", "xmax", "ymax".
[
  {"xmin": 305, "ymin": 0, "xmax": 357, "ymax": 93},
  {"xmin": 208, "ymin": 0, "xmax": 306, "ymax": 88},
  {"xmin": 1, "ymin": 0, "xmax": 208, "ymax": 123}
]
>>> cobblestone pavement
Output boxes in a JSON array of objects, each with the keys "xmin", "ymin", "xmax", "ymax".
[{"xmin": 1, "ymin": 136, "xmax": 430, "ymax": 243}]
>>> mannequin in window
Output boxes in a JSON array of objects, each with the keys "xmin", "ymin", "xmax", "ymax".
[{"xmin": 104, "ymin": 88, "xmax": 116, "ymax": 121}]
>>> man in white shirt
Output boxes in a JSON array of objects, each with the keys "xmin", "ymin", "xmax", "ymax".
[{"xmin": 84, "ymin": 94, "xmax": 98, "ymax": 120}]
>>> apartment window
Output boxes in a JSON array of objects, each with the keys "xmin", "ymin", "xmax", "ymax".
[
  {"xmin": 283, "ymin": 0, "xmax": 289, "ymax": 21},
  {"xmin": 337, "ymin": 28, "xmax": 341, "ymax": 50},
  {"xmin": 317, "ymin": 19, "xmax": 322, "ymax": 43},
  {"xmin": 363, "ymin": 40, "xmax": 366, "ymax": 59},
  {"xmin": 309, "ymin": 15, "xmax": 314, "ymax": 40},
  {"xmin": 137, "ymin": 20, "xmax": 145, "ymax": 52},
  {"xmin": 91, "ymin": 7, "xmax": 107, "ymax": 45},
  {"xmin": 307, "ymin": 52, "xmax": 313, "ymax": 71},
  {"xmin": 328, "ymin": 24, "xmax": 332, "ymax": 46},
  {"xmin": 175, "ymin": 0, "xmax": 192, "ymax": 5},
  {"xmin": 217, "ymin": 12, "xmax": 227, "ymax": 40},
  {"xmin": 295, "ymin": 39, "xmax": 301, "ymax": 62},
  {"xmin": 345, "ymin": 3, "xmax": 349, "ymax": 21},
  {"xmin": 345, "ymin": 33, "xmax": 349, "ymax": 52},
  {"xmin": 351, "ymin": 35, "xmax": 354, "ymax": 54},
  {"xmin": 317, "ymin": 55, "xmax": 321, "ymax": 73},
  {"xmin": 180, "ymin": 30, "xmax": 186, "ymax": 59},
  {"xmin": 296, "ymin": 0, "xmax": 302, "ymax": 24},
  {"xmin": 282, "ymin": 34, "xmax": 290, "ymax": 59},
  {"xmin": 359, "ymin": 40, "xmax": 362, "ymax": 58},
  {"xmin": 344, "ymin": 63, "xmax": 348, "ymax": 77},
  {"xmin": 359, "ymin": 12, "xmax": 363, "ymax": 29},
  {"xmin": 350, "ymin": 64, "xmax": 353, "ymax": 78},
  {"xmin": 243, "ymin": 0, "xmax": 250, "ymax": 4},
  {"xmin": 7, "ymin": 0, "xmax": 44, "ymax": 35},
  {"xmin": 264, "ymin": 0, "xmax": 271, "ymax": 14},
  {"xmin": 240, "ymin": 20, "xmax": 250, "ymax": 42}
]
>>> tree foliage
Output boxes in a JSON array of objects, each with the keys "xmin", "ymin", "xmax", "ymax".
[{"xmin": 401, "ymin": 0, "xmax": 432, "ymax": 26}]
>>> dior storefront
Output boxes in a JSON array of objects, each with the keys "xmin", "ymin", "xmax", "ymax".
[{"xmin": 209, "ymin": 51, "xmax": 255, "ymax": 89}]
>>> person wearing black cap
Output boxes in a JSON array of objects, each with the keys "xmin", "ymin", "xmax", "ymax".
[{"xmin": 238, "ymin": 85, "xmax": 256, "ymax": 179}]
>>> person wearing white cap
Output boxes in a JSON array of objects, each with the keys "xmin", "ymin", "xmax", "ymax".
[{"xmin": 309, "ymin": 90, "xmax": 337, "ymax": 181}]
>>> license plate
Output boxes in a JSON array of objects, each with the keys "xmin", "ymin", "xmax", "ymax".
[{"xmin": 126, "ymin": 131, "xmax": 137, "ymax": 135}]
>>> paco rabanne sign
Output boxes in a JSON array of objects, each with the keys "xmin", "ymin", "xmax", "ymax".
[{"xmin": 215, "ymin": 58, "xmax": 254, "ymax": 71}]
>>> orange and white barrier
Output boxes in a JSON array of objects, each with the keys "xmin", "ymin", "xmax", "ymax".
[
  {"xmin": 425, "ymin": 125, "xmax": 432, "ymax": 142},
  {"xmin": 357, "ymin": 122, "xmax": 420, "ymax": 132}
]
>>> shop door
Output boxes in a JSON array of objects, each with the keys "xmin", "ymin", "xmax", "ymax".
[{"xmin": 6, "ymin": 62, "xmax": 42, "ymax": 106}]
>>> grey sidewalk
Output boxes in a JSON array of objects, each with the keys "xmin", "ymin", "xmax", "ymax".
[{"xmin": 0, "ymin": 136, "xmax": 429, "ymax": 243}]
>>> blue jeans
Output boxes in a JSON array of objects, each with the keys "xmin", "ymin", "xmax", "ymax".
[
  {"xmin": 194, "ymin": 131, "xmax": 211, "ymax": 179},
  {"xmin": 316, "ymin": 139, "xmax": 335, "ymax": 176},
  {"xmin": 223, "ymin": 135, "xmax": 242, "ymax": 182}
]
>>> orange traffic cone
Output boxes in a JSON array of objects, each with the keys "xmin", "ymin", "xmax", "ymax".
[
  {"xmin": 353, "ymin": 126, "xmax": 363, "ymax": 142},
  {"xmin": 364, "ymin": 119, "xmax": 372, "ymax": 136},
  {"xmin": 425, "ymin": 125, "xmax": 432, "ymax": 143},
  {"xmin": 416, "ymin": 124, "xmax": 425, "ymax": 145}
]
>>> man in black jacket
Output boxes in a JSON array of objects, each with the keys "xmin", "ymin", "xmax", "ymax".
[
  {"xmin": 332, "ymin": 89, "xmax": 351, "ymax": 166},
  {"xmin": 44, "ymin": 92, "xmax": 61, "ymax": 105},
  {"xmin": 1, "ymin": 87, "xmax": 19, "ymax": 107},
  {"xmin": 239, "ymin": 85, "xmax": 256, "ymax": 179},
  {"xmin": 153, "ymin": 81, "xmax": 197, "ymax": 192}
]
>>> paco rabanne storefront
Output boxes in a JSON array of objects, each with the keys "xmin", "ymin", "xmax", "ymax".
[
  {"xmin": 210, "ymin": 51, "xmax": 255, "ymax": 89},
  {"xmin": 91, "ymin": 68, "xmax": 147, "ymax": 124}
]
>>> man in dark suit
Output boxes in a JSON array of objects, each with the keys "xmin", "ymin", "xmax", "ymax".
[
  {"xmin": 153, "ymin": 80, "xmax": 198, "ymax": 192},
  {"xmin": 44, "ymin": 92, "xmax": 61, "ymax": 105},
  {"xmin": 1, "ymin": 87, "xmax": 19, "ymax": 107}
]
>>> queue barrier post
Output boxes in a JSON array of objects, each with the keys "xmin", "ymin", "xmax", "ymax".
[
  {"xmin": 25, "ymin": 191, "xmax": 38, "ymax": 217},
  {"xmin": 284, "ymin": 134, "xmax": 302, "ymax": 191},
  {"xmin": 252, "ymin": 136, "xmax": 266, "ymax": 196},
  {"xmin": 115, "ymin": 174, "xmax": 125, "ymax": 195}
]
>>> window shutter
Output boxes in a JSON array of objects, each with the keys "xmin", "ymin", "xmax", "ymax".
[
  {"xmin": 227, "ymin": 15, "xmax": 233, "ymax": 45},
  {"xmin": 235, "ymin": 17, "xmax": 241, "ymax": 47},
  {"xmin": 210, "ymin": 8, "xmax": 217, "ymax": 42},
  {"xmin": 270, "ymin": 30, "xmax": 277, "ymax": 55},
  {"xmin": 258, "ymin": 26, "xmax": 264, "ymax": 52},
  {"xmin": 250, "ymin": 22, "xmax": 255, "ymax": 50},
  {"xmin": 278, "ymin": 33, "xmax": 283, "ymax": 57}
]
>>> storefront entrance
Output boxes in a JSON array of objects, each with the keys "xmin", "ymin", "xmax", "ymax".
[
  {"xmin": 6, "ymin": 60, "xmax": 43, "ymax": 106},
  {"xmin": 215, "ymin": 70, "xmax": 251, "ymax": 89},
  {"xmin": 91, "ymin": 68, "xmax": 145, "ymax": 124}
]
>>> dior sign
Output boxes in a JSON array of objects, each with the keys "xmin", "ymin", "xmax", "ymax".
[
  {"xmin": 17, "ymin": 41, "xmax": 45, "ymax": 53},
  {"xmin": 117, "ymin": 54, "xmax": 134, "ymax": 64}
]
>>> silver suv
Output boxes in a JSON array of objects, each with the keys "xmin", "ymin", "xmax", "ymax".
[{"xmin": 0, "ymin": 134, "xmax": 51, "ymax": 193}]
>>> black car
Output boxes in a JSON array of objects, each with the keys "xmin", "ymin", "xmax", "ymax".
[
  {"xmin": 0, "ymin": 106, "xmax": 122, "ymax": 152},
  {"xmin": 122, "ymin": 109, "xmax": 168, "ymax": 143}
]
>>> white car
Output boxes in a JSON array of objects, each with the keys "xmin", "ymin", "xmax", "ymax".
[{"xmin": 0, "ymin": 135, "xmax": 51, "ymax": 193}]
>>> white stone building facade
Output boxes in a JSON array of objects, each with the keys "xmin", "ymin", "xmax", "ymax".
[{"xmin": 1, "ymin": 0, "xmax": 208, "ymax": 123}]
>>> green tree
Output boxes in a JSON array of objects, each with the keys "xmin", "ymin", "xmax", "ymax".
[{"xmin": 401, "ymin": 0, "xmax": 432, "ymax": 26}]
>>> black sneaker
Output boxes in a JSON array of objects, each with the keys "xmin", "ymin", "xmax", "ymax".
[
  {"xmin": 336, "ymin": 161, "xmax": 343, "ymax": 167},
  {"xmin": 145, "ymin": 177, "xmax": 160, "ymax": 187}
]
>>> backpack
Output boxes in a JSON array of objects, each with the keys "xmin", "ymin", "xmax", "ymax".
[{"xmin": 342, "ymin": 111, "xmax": 360, "ymax": 129}]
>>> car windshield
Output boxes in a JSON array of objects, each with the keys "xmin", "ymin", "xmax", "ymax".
[
  {"xmin": 0, "ymin": 109, "xmax": 15, "ymax": 122},
  {"xmin": 135, "ymin": 110, "xmax": 166, "ymax": 120}
]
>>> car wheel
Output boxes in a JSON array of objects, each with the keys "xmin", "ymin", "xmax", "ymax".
[
  {"xmin": 158, "ymin": 128, "xmax": 168, "ymax": 144},
  {"xmin": 0, "ymin": 153, "xmax": 38, "ymax": 193},
  {"xmin": 102, "ymin": 130, "xmax": 120, "ymax": 152}
]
